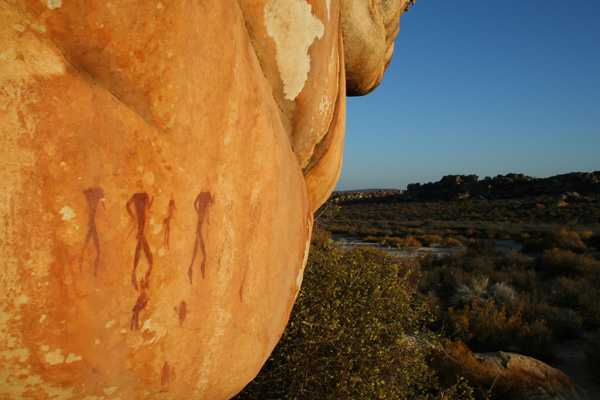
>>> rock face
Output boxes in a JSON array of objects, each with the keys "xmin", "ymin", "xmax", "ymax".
[
  {"xmin": 476, "ymin": 352, "xmax": 589, "ymax": 400},
  {"xmin": 342, "ymin": 0, "xmax": 415, "ymax": 96},
  {"xmin": 0, "ymin": 0, "xmax": 414, "ymax": 399}
]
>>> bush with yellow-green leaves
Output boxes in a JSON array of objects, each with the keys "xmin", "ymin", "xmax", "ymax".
[{"xmin": 235, "ymin": 236, "xmax": 481, "ymax": 399}]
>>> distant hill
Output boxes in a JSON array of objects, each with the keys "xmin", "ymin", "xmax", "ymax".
[
  {"xmin": 335, "ymin": 188, "xmax": 401, "ymax": 194},
  {"xmin": 330, "ymin": 172, "xmax": 600, "ymax": 204}
]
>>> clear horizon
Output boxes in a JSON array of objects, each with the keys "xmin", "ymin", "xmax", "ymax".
[
  {"xmin": 335, "ymin": 0, "xmax": 600, "ymax": 191},
  {"xmin": 335, "ymin": 170, "xmax": 599, "ymax": 192}
]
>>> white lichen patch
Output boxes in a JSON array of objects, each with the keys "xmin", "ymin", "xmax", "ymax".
[
  {"xmin": 59, "ymin": 206, "xmax": 76, "ymax": 221},
  {"xmin": 0, "ymin": 342, "xmax": 30, "ymax": 363},
  {"xmin": 156, "ymin": 2, "xmax": 164, "ymax": 9},
  {"xmin": 143, "ymin": 171, "xmax": 155, "ymax": 186},
  {"xmin": 65, "ymin": 353, "xmax": 83, "ymax": 363},
  {"xmin": 44, "ymin": 348, "xmax": 65, "ymax": 365},
  {"xmin": 46, "ymin": 0, "xmax": 62, "ymax": 9},
  {"xmin": 151, "ymin": 218, "xmax": 162, "ymax": 235},
  {"xmin": 14, "ymin": 293, "xmax": 29, "ymax": 306},
  {"xmin": 32, "ymin": 23, "xmax": 46, "ymax": 33},
  {"xmin": 318, "ymin": 94, "xmax": 332, "ymax": 117},
  {"xmin": 39, "ymin": 314, "xmax": 46, "ymax": 323},
  {"xmin": 326, "ymin": 0, "xmax": 331, "ymax": 20},
  {"xmin": 264, "ymin": 0, "xmax": 324, "ymax": 101},
  {"xmin": 103, "ymin": 387, "xmax": 118, "ymax": 395},
  {"xmin": 105, "ymin": 319, "xmax": 116, "ymax": 329},
  {"xmin": 12, "ymin": 24, "xmax": 25, "ymax": 32},
  {"xmin": 1, "ymin": 33, "xmax": 66, "ymax": 82}
]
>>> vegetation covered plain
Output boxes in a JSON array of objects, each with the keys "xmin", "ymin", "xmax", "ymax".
[{"xmin": 237, "ymin": 174, "xmax": 600, "ymax": 399}]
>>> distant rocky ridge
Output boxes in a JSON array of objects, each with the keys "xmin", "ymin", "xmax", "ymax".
[{"xmin": 332, "ymin": 172, "xmax": 600, "ymax": 204}]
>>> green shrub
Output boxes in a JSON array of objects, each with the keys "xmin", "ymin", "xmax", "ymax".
[
  {"xmin": 446, "ymin": 300, "xmax": 522, "ymax": 353},
  {"xmin": 550, "ymin": 230, "xmax": 588, "ymax": 253},
  {"xmin": 441, "ymin": 237, "xmax": 463, "ymax": 248},
  {"xmin": 534, "ymin": 304, "xmax": 583, "ymax": 341},
  {"xmin": 236, "ymin": 245, "xmax": 475, "ymax": 399},
  {"xmin": 420, "ymin": 234, "xmax": 444, "ymax": 246},
  {"xmin": 450, "ymin": 279, "xmax": 516, "ymax": 309},
  {"xmin": 537, "ymin": 249, "xmax": 600, "ymax": 279}
]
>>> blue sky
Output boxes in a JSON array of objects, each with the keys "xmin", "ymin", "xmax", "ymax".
[{"xmin": 335, "ymin": 0, "xmax": 600, "ymax": 191}]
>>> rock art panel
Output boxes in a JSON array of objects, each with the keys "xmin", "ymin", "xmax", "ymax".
[
  {"xmin": 79, "ymin": 187, "xmax": 105, "ymax": 276},
  {"xmin": 0, "ymin": 0, "xmax": 417, "ymax": 398}
]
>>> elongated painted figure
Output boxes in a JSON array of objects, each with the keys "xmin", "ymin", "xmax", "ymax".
[
  {"xmin": 79, "ymin": 187, "xmax": 105, "ymax": 276},
  {"xmin": 126, "ymin": 192, "xmax": 154, "ymax": 290},
  {"xmin": 188, "ymin": 191, "xmax": 213, "ymax": 283}
]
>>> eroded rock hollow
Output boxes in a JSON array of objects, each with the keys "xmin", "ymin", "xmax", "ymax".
[{"xmin": 0, "ymin": 0, "xmax": 415, "ymax": 398}]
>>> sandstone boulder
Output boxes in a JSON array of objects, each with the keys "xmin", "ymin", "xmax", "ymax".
[
  {"xmin": 0, "ymin": 0, "xmax": 414, "ymax": 398},
  {"xmin": 476, "ymin": 352, "xmax": 589, "ymax": 400},
  {"xmin": 342, "ymin": 0, "xmax": 415, "ymax": 96}
]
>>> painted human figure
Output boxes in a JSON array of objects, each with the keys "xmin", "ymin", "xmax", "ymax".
[
  {"xmin": 161, "ymin": 361, "xmax": 176, "ymax": 385},
  {"xmin": 162, "ymin": 199, "xmax": 177, "ymax": 250},
  {"xmin": 79, "ymin": 187, "xmax": 105, "ymax": 276},
  {"xmin": 126, "ymin": 192, "xmax": 154, "ymax": 290},
  {"xmin": 188, "ymin": 191, "xmax": 213, "ymax": 283},
  {"xmin": 130, "ymin": 289, "xmax": 149, "ymax": 330}
]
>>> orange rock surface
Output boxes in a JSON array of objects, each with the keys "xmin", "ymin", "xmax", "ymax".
[{"xmin": 0, "ymin": 0, "xmax": 414, "ymax": 398}]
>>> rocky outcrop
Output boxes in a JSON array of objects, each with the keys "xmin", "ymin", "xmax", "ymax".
[
  {"xmin": 0, "ymin": 0, "xmax": 415, "ymax": 399},
  {"xmin": 331, "ymin": 172, "xmax": 600, "ymax": 204},
  {"xmin": 342, "ymin": 0, "xmax": 415, "ymax": 96},
  {"xmin": 476, "ymin": 352, "xmax": 589, "ymax": 400}
]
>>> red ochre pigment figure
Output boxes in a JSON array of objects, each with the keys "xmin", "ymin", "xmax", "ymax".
[
  {"xmin": 130, "ymin": 290, "xmax": 149, "ymax": 331},
  {"xmin": 79, "ymin": 187, "xmax": 105, "ymax": 276},
  {"xmin": 162, "ymin": 199, "xmax": 177, "ymax": 250},
  {"xmin": 161, "ymin": 361, "xmax": 176, "ymax": 385},
  {"xmin": 126, "ymin": 192, "xmax": 154, "ymax": 290},
  {"xmin": 188, "ymin": 191, "xmax": 213, "ymax": 284},
  {"xmin": 176, "ymin": 300, "xmax": 188, "ymax": 326}
]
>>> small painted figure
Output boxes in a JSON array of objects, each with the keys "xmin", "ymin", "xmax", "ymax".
[
  {"xmin": 188, "ymin": 191, "xmax": 213, "ymax": 283},
  {"xmin": 126, "ymin": 192, "xmax": 154, "ymax": 290},
  {"xmin": 130, "ymin": 290, "xmax": 149, "ymax": 331},
  {"xmin": 79, "ymin": 187, "xmax": 105, "ymax": 276},
  {"xmin": 176, "ymin": 300, "xmax": 188, "ymax": 326},
  {"xmin": 161, "ymin": 361, "xmax": 176, "ymax": 385},
  {"xmin": 162, "ymin": 199, "xmax": 177, "ymax": 250}
]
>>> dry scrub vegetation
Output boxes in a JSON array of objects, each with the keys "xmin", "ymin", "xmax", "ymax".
[{"xmin": 236, "ymin": 194, "xmax": 600, "ymax": 399}]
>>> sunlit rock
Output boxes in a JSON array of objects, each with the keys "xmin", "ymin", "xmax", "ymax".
[{"xmin": 0, "ymin": 0, "xmax": 413, "ymax": 398}]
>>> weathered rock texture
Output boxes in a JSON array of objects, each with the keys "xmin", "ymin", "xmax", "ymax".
[
  {"xmin": 0, "ymin": 0, "xmax": 413, "ymax": 398},
  {"xmin": 342, "ymin": 0, "xmax": 415, "ymax": 96},
  {"xmin": 476, "ymin": 352, "xmax": 589, "ymax": 400}
]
